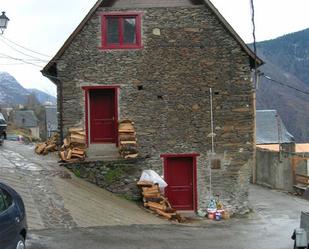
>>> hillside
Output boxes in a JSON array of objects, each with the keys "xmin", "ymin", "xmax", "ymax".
[
  {"xmin": 0, "ymin": 72, "xmax": 28, "ymax": 105},
  {"xmin": 27, "ymin": 88, "xmax": 56, "ymax": 105},
  {"xmin": 255, "ymin": 28, "xmax": 309, "ymax": 142},
  {"xmin": 0, "ymin": 72, "xmax": 56, "ymax": 106}
]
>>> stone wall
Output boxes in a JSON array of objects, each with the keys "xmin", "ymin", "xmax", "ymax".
[
  {"xmin": 256, "ymin": 148, "xmax": 294, "ymax": 192},
  {"xmin": 56, "ymin": 5, "xmax": 254, "ymax": 214},
  {"xmin": 63, "ymin": 158, "xmax": 147, "ymax": 200}
]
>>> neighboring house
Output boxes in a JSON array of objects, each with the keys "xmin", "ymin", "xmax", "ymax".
[
  {"xmin": 256, "ymin": 109, "xmax": 295, "ymax": 148},
  {"xmin": 42, "ymin": 0, "xmax": 262, "ymax": 214},
  {"xmin": 255, "ymin": 110, "xmax": 309, "ymax": 192},
  {"xmin": 45, "ymin": 106, "xmax": 58, "ymax": 137},
  {"xmin": 14, "ymin": 110, "xmax": 40, "ymax": 139}
]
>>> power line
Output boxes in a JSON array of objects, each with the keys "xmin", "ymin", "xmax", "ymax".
[
  {"xmin": 261, "ymin": 74, "xmax": 309, "ymax": 96},
  {"xmin": 0, "ymin": 35, "xmax": 51, "ymax": 58},
  {"xmin": 0, "ymin": 37, "xmax": 49, "ymax": 62},
  {"xmin": 0, "ymin": 55, "xmax": 49, "ymax": 62},
  {"xmin": 0, "ymin": 52, "xmax": 43, "ymax": 68},
  {"xmin": 0, "ymin": 63, "xmax": 26, "ymax": 65}
]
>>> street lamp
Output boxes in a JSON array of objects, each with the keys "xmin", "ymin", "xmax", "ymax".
[{"xmin": 0, "ymin": 12, "xmax": 9, "ymax": 35}]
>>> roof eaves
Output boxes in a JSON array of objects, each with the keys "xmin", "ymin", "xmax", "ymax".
[
  {"xmin": 43, "ymin": 0, "xmax": 263, "ymax": 77},
  {"xmin": 42, "ymin": 0, "xmax": 105, "ymax": 77}
]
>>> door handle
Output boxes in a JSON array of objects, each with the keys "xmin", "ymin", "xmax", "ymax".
[{"xmin": 15, "ymin": 217, "xmax": 20, "ymax": 223}]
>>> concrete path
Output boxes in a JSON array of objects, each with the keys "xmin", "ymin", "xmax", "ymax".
[
  {"xmin": 2, "ymin": 141, "xmax": 309, "ymax": 249},
  {"xmin": 0, "ymin": 141, "xmax": 166, "ymax": 230},
  {"xmin": 26, "ymin": 184, "xmax": 309, "ymax": 249}
]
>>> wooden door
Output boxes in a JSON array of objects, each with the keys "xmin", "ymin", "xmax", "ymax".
[
  {"xmin": 89, "ymin": 89, "xmax": 116, "ymax": 143},
  {"xmin": 164, "ymin": 157, "xmax": 194, "ymax": 210}
]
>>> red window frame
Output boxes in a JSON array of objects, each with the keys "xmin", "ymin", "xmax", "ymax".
[{"xmin": 101, "ymin": 12, "xmax": 142, "ymax": 49}]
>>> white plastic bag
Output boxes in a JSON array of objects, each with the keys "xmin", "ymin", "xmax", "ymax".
[{"xmin": 139, "ymin": 170, "xmax": 168, "ymax": 189}]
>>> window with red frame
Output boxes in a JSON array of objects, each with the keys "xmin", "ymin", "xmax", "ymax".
[{"xmin": 101, "ymin": 14, "xmax": 142, "ymax": 49}]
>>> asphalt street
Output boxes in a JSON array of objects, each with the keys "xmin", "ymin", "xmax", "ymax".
[{"xmin": 1, "ymin": 141, "xmax": 309, "ymax": 249}]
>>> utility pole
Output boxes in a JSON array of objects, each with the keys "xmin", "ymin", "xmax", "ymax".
[
  {"xmin": 0, "ymin": 11, "xmax": 9, "ymax": 35},
  {"xmin": 276, "ymin": 113, "xmax": 283, "ymax": 161}
]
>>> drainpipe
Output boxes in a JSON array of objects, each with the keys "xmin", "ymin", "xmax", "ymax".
[
  {"xmin": 52, "ymin": 65, "xmax": 64, "ymax": 145},
  {"xmin": 42, "ymin": 66, "xmax": 64, "ymax": 145},
  {"xmin": 58, "ymin": 78, "xmax": 64, "ymax": 145}
]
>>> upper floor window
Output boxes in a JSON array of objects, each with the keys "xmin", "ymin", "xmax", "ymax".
[{"xmin": 101, "ymin": 13, "xmax": 142, "ymax": 49}]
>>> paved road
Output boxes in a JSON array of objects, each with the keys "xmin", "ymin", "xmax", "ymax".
[
  {"xmin": 26, "ymin": 185, "xmax": 309, "ymax": 249},
  {"xmin": 0, "ymin": 141, "xmax": 166, "ymax": 230},
  {"xmin": 1, "ymin": 141, "xmax": 309, "ymax": 249}
]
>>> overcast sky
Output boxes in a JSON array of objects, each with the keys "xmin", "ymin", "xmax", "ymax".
[{"xmin": 0, "ymin": 0, "xmax": 308, "ymax": 97}]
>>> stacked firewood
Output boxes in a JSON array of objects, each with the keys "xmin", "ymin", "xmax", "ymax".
[
  {"xmin": 118, "ymin": 120, "xmax": 138, "ymax": 159},
  {"xmin": 35, "ymin": 133, "xmax": 59, "ymax": 155},
  {"xmin": 59, "ymin": 128, "xmax": 86, "ymax": 162},
  {"xmin": 137, "ymin": 181, "xmax": 185, "ymax": 222}
]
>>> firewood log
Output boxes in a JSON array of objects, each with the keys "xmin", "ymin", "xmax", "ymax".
[
  {"xmin": 137, "ymin": 181, "xmax": 154, "ymax": 187},
  {"xmin": 155, "ymin": 209, "xmax": 176, "ymax": 219}
]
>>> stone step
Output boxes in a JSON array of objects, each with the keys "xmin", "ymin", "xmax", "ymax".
[{"xmin": 87, "ymin": 143, "xmax": 119, "ymax": 159}]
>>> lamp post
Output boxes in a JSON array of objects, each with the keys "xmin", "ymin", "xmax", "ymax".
[{"xmin": 0, "ymin": 11, "xmax": 9, "ymax": 34}]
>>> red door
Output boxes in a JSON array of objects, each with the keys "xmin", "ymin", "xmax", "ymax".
[
  {"xmin": 164, "ymin": 157, "xmax": 194, "ymax": 210},
  {"xmin": 89, "ymin": 89, "xmax": 116, "ymax": 143}
]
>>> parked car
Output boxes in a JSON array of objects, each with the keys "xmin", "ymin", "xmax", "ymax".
[
  {"xmin": 0, "ymin": 113, "xmax": 7, "ymax": 145},
  {"xmin": 0, "ymin": 182, "xmax": 27, "ymax": 249}
]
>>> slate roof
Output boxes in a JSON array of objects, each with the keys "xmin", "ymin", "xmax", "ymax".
[
  {"xmin": 256, "ymin": 110, "xmax": 294, "ymax": 144},
  {"xmin": 45, "ymin": 106, "xmax": 58, "ymax": 131},
  {"xmin": 0, "ymin": 113, "xmax": 6, "ymax": 125},
  {"xmin": 14, "ymin": 110, "xmax": 38, "ymax": 128},
  {"xmin": 42, "ymin": 0, "xmax": 263, "ymax": 82},
  {"xmin": 0, "ymin": 113, "xmax": 5, "ymax": 121}
]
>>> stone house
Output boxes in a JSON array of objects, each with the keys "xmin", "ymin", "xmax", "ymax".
[
  {"xmin": 42, "ymin": 0, "xmax": 262, "ymax": 214},
  {"xmin": 13, "ymin": 110, "xmax": 40, "ymax": 139}
]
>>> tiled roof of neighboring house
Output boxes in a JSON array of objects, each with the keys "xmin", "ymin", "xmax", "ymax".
[
  {"xmin": 45, "ymin": 106, "xmax": 58, "ymax": 132},
  {"xmin": 256, "ymin": 110, "xmax": 294, "ymax": 144},
  {"xmin": 42, "ymin": 0, "xmax": 263, "ymax": 82},
  {"xmin": 14, "ymin": 110, "xmax": 38, "ymax": 128},
  {"xmin": 256, "ymin": 143, "xmax": 309, "ymax": 153},
  {"xmin": 256, "ymin": 144, "xmax": 280, "ymax": 151},
  {"xmin": 295, "ymin": 143, "xmax": 309, "ymax": 153}
]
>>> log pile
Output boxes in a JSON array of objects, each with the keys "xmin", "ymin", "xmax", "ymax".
[
  {"xmin": 59, "ymin": 128, "xmax": 87, "ymax": 162},
  {"xmin": 137, "ymin": 181, "xmax": 185, "ymax": 222},
  {"xmin": 35, "ymin": 133, "xmax": 59, "ymax": 155},
  {"xmin": 118, "ymin": 120, "xmax": 138, "ymax": 159}
]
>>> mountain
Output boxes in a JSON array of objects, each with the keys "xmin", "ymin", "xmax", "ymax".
[
  {"xmin": 27, "ymin": 88, "xmax": 56, "ymax": 105},
  {"xmin": 0, "ymin": 72, "xmax": 56, "ymax": 106},
  {"xmin": 0, "ymin": 72, "xmax": 29, "ymax": 105},
  {"xmin": 255, "ymin": 28, "xmax": 309, "ymax": 142}
]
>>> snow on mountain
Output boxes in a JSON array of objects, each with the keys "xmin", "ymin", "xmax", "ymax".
[{"xmin": 0, "ymin": 72, "xmax": 56, "ymax": 106}]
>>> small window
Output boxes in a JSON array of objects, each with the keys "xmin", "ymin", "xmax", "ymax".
[
  {"xmin": 211, "ymin": 159, "xmax": 221, "ymax": 169},
  {"xmin": 0, "ymin": 192, "xmax": 6, "ymax": 213},
  {"xmin": 101, "ymin": 13, "xmax": 142, "ymax": 49},
  {"xmin": 0, "ymin": 189, "xmax": 12, "ymax": 213}
]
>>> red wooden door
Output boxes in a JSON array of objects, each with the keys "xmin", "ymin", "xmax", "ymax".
[
  {"xmin": 89, "ymin": 89, "xmax": 116, "ymax": 143},
  {"xmin": 164, "ymin": 157, "xmax": 194, "ymax": 210}
]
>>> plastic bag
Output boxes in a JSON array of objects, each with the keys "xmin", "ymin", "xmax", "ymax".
[{"xmin": 139, "ymin": 170, "xmax": 168, "ymax": 189}]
